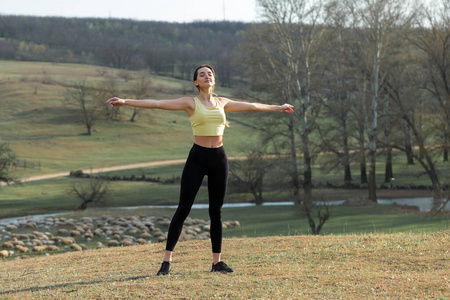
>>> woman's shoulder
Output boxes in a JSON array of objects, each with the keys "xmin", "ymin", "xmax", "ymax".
[
  {"xmin": 176, "ymin": 96, "xmax": 195, "ymax": 101},
  {"xmin": 217, "ymin": 96, "xmax": 233, "ymax": 105},
  {"xmin": 173, "ymin": 96, "xmax": 196, "ymax": 106}
]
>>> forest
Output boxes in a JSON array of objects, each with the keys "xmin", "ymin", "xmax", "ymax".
[
  {"xmin": 0, "ymin": 15, "xmax": 248, "ymax": 86},
  {"xmin": 0, "ymin": 0, "xmax": 449, "ymax": 232}
]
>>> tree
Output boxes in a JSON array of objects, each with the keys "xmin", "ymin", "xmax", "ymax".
[
  {"xmin": 257, "ymin": 0, "xmax": 326, "ymax": 203},
  {"xmin": 239, "ymin": 22, "xmax": 302, "ymax": 202},
  {"xmin": 92, "ymin": 79, "xmax": 119, "ymax": 121},
  {"xmin": 320, "ymin": 0, "xmax": 361, "ymax": 186},
  {"xmin": 253, "ymin": 0, "xmax": 328, "ymax": 234},
  {"xmin": 348, "ymin": 0, "xmax": 416, "ymax": 202},
  {"xmin": 99, "ymin": 38, "xmax": 140, "ymax": 70},
  {"xmin": 0, "ymin": 141, "xmax": 17, "ymax": 185},
  {"xmin": 385, "ymin": 32, "xmax": 445, "ymax": 207},
  {"xmin": 382, "ymin": 94, "xmax": 394, "ymax": 183},
  {"xmin": 65, "ymin": 80, "xmax": 101, "ymax": 135},
  {"xmin": 229, "ymin": 145, "xmax": 274, "ymax": 205},
  {"xmin": 129, "ymin": 73, "xmax": 152, "ymax": 122},
  {"xmin": 411, "ymin": 1, "xmax": 450, "ymax": 163},
  {"xmin": 72, "ymin": 171, "xmax": 109, "ymax": 211}
]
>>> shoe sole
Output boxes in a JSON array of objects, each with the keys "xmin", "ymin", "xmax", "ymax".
[{"xmin": 211, "ymin": 270, "xmax": 234, "ymax": 273}]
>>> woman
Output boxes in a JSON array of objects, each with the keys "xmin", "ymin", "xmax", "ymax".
[{"xmin": 107, "ymin": 64, "xmax": 293, "ymax": 276}]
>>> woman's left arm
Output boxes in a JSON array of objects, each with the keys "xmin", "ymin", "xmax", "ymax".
[{"xmin": 220, "ymin": 97, "xmax": 294, "ymax": 113}]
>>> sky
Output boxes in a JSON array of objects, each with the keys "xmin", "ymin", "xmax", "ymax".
[{"xmin": 0, "ymin": 0, "xmax": 259, "ymax": 23}]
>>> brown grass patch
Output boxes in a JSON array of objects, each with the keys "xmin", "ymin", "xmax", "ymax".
[{"xmin": 1, "ymin": 232, "xmax": 449, "ymax": 299}]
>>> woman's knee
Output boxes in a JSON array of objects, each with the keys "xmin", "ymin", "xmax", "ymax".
[{"xmin": 208, "ymin": 207, "xmax": 222, "ymax": 221}]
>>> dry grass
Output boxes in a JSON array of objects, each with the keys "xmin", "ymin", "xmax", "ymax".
[{"xmin": 1, "ymin": 232, "xmax": 449, "ymax": 299}]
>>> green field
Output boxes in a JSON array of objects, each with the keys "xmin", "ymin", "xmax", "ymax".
[{"xmin": 0, "ymin": 60, "xmax": 253, "ymax": 177}]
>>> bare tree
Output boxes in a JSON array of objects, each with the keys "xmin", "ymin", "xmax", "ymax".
[
  {"xmin": 239, "ymin": 23, "xmax": 301, "ymax": 201},
  {"xmin": 229, "ymin": 145, "xmax": 274, "ymax": 205},
  {"xmin": 65, "ymin": 80, "xmax": 101, "ymax": 135},
  {"xmin": 382, "ymin": 94, "xmax": 394, "ymax": 183},
  {"xmin": 72, "ymin": 171, "xmax": 109, "ymax": 211},
  {"xmin": 305, "ymin": 205, "xmax": 330, "ymax": 235},
  {"xmin": 100, "ymin": 38, "xmax": 139, "ymax": 70},
  {"xmin": 130, "ymin": 73, "xmax": 152, "ymax": 122},
  {"xmin": 411, "ymin": 0, "xmax": 450, "ymax": 163},
  {"xmin": 348, "ymin": 0, "xmax": 416, "ymax": 202},
  {"xmin": 320, "ymin": 0, "xmax": 361, "ymax": 186},
  {"xmin": 387, "ymin": 70, "xmax": 445, "ymax": 207},
  {"xmin": 92, "ymin": 79, "xmax": 119, "ymax": 121},
  {"xmin": 385, "ymin": 27, "xmax": 446, "ymax": 208},
  {"xmin": 257, "ymin": 0, "xmax": 326, "ymax": 205},
  {"xmin": 254, "ymin": 0, "xmax": 329, "ymax": 234}
]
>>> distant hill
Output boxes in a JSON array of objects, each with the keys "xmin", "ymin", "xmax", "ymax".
[{"xmin": 0, "ymin": 15, "xmax": 251, "ymax": 86}]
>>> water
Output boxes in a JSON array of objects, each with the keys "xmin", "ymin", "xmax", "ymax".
[
  {"xmin": 114, "ymin": 197, "xmax": 444, "ymax": 212},
  {"xmin": 0, "ymin": 197, "xmax": 446, "ymax": 225},
  {"xmin": 111, "ymin": 201, "xmax": 299, "ymax": 211}
]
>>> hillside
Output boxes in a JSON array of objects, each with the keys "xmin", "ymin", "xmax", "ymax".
[
  {"xmin": 1, "ymin": 60, "xmax": 447, "ymax": 221},
  {"xmin": 0, "ymin": 233, "xmax": 449, "ymax": 299},
  {"xmin": 0, "ymin": 60, "xmax": 253, "ymax": 178}
]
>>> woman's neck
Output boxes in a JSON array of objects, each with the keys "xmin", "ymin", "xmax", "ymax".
[{"xmin": 197, "ymin": 88, "xmax": 214, "ymax": 102}]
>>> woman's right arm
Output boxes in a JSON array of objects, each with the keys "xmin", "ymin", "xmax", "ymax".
[{"xmin": 106, "ymin": 97, "xmax": 194, "ymax": 113}]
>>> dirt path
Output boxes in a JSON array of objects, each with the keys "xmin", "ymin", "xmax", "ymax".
[
  {"xmin": 15, "ymin": 159, "xmax": 188, "ymax": 184},
  {"xmin": 14, "ymin": 156, "xmax": 248, "ymax": 184}
]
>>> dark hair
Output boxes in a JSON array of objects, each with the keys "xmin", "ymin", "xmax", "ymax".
[
  {"xmin": 193, "ymin": 64, "xmax": 216, "ymax": 92},
  {"xmin": 193, "ymin": 64, "xmax": 215, "ymax": 81}
]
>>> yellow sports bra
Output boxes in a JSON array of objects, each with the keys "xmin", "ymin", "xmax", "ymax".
[{"xmin": 189, "ymin": 97, "xmax": 228, "ymax": 136}]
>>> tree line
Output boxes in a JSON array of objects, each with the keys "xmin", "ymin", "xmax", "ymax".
[
  {"xmin": 234, "ymin": 0, "xmax": 449, "ymax": 228},
  {"xmin": 0, "ymin": 16, "xmax": 248, "ymax": 86}
]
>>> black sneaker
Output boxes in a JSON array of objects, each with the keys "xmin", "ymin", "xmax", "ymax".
[
  {"xmin": 211, "ymin": 261, "xmax": 234, "ymax": 273},
  {"xmin": 156, "ymin": 261, "xmax": 171, "ymax": 276}
]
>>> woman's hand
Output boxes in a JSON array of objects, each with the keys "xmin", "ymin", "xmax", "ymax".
[
  {"xmin": 106, "ymin": 97, "xmax": 126, "ymax": 107},
  {"xmin": 280, "ymin": 104, "xmax": 294, "ymax": 113}
]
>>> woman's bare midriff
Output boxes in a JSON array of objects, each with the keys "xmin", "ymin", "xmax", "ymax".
[{"xmin": 194, "ymin": 136, "xmax": 223, "ymax": 148}]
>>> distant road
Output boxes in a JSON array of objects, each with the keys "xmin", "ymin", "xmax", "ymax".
[
  {"xmin": 3, "ymin": 159, "xmax": 187, "ymax": 185},
  {"xmin": 6, "ymin": 156, "xmax": 247, "ymax": 185}
]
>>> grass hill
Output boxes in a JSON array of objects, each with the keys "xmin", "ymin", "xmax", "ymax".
[
  {"xmin": 0, "ymin": 59, "xmax": 447, "ymax": 223},
  {"xmin": 1, "ymin": 232, "xmax": 449, "ymax": 299},
  {"xmin": 0, "ymin": 61, "xmax": 449, "ymax": 299},
  {"xmin": 0, "ymin": 60, "xmax": 253, "ymax": 178},
  {"xmin": 0, "ymin": 60, "xmax": 264, "ymax": 218}
]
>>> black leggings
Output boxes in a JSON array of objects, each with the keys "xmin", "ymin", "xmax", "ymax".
[{"xmin": 165, "ymin": 144, "xmax": 228, "ymax": 253}]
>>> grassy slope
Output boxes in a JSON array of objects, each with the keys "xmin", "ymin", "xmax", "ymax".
[
  {"xmin": 0, "ymin": 61, "xmax": 449, "ymax": 299},
  {"xmin": 0, "ymin": 60, "xmax": 252, "ymax": 177},
  {"xmin": 0, "ymin": 60, "xmax": 254, "ymax": 217},
  {"xmin": 1, "ymin": 60, "xmax": 447, "ymax": 184},
  {"xmin": 0, "ymin": 60, "xmax": 447, "ymax": 229},
  {"xmin": 0, "ymin": 233, "xmax": 449, "ymax": 299}
]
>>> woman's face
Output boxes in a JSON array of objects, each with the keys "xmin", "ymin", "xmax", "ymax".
[{"xmin": 194, "ymin": 67, "xmax": 215, "ymax": 89}]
